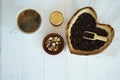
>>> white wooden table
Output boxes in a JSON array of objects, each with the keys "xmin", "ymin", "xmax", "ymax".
[{"xmin": 1, "ymin": 0, "xmax": 120, "ymax": 80}]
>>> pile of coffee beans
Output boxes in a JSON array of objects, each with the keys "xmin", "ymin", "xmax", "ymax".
[{"xmin": 70, "ymin": 13, "xmax": 108, "ymax": 51}]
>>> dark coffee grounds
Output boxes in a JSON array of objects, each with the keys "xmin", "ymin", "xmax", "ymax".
[
  {"xmin": 17, "ymin": 9, "xmax": 41, "ymax": 33},
  {"xmin": 70, "ymin": 13, "xmax": 108, "ymax": 51}
]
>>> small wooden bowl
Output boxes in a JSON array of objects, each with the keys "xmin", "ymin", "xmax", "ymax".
[{"xmin": 42, "ymin": 33, "xmax": 64, "ymax": 55}]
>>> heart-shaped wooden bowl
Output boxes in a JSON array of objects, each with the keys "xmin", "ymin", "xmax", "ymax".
[{"xmin": 66, "ymin": 6, "xmax": 114, "ymax": 55}]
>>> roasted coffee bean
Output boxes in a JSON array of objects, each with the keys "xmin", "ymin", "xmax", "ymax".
[{"xmin": 70, "ymin": 13, "xmax": 108, "ymax": 51}]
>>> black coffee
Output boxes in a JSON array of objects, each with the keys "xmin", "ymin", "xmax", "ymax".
[{"xmin": 17, "ymin": 9, "xmax": 41, "ymax": 33}]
